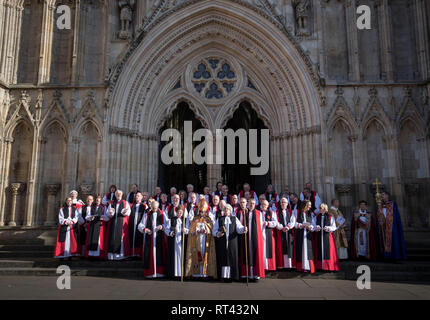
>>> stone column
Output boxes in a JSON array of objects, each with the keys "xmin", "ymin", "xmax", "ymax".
[
  {"xmin": 0, "ymin": 0, "xmax": 5, "ymax": 82},
  {"xmin": 44, "ymin": 183, "xmax": 60, "ymax": 226},
  {"xmin": 413, "ymin": 0, "xmax": 430, "ymax": 80},
  {"xmin": 0, "ymin": 137, "xmax": 13, "ymax": 226},
  {"xmin": 344, "ymin": 0, "xmax": 360, "ymax": 81},
  {"xmin": 38, "ymin": 0, "xmax": 56, "ymax": 84},
  {"xmin": 8, "ymin": 182, "xmax": 24, "ymax": 226},
  {"xmin": 376, "ymin": 0, "xmax": 394, "ymax": 81},
  {"xmin": 71, "ymin": 0, "xmax": 81, "ymax": 84},
  {"xmin": 0, "ymin": 0, "xmax": 24, "ymax": 84},
  {"xmin": 136, "ymin": 0, "xmax": 147, "ymax": 30}
]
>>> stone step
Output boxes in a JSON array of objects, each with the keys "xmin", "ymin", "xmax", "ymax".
[
  {"xmin": 0, "ymin": 251, "xmax": 53, "ymax": 258},
  {"xmin": 0, "ymin": 245, "xmax": 54, "ymax": 251},
  {"xmin": 0, "ymin": 267, "xmax": 145, "ymax": 278},
  {"xmin": 0, "ymin": 266, "xmax": 429, "ymax": 282}
]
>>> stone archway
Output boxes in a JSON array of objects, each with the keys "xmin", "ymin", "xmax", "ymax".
[{"xmin": 106, "ymin": 0, "xmax": 323, "ymax": 194}]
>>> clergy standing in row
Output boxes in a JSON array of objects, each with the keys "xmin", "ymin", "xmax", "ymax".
[
  {"xmin": 84, "ymin": 195, "xmax": 106, "ymax": 258},
  {"xmin": 104, "ymin": 190, "xmax": 131, "ymax": 260},
  {"xmin": 54, "ymin": 197, "xmax": 79, "ymax": 259},
  {"xmin": 139, "ymin": 201, "xmax": 168, "ymax": 278},
  {"xmin": 275, "ymin": 197, "xmax": 296, "ymax": 269},
  {"xmin": 213, "ymin": 204, "xmax": 246, "ymax": 281}
]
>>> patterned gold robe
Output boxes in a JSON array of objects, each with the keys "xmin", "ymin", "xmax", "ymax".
[
  {"xmin": 329, "ymin": 207, "xmax": 348, "ymax": 259},
  {"xmin": 185, "ymin": 213, "xmax": 217, "ymax": 278}
]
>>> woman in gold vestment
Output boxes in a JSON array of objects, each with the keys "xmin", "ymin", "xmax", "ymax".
[{"xmin": 185, "ymin": 200, "xmax": 217, "ymax": 279}]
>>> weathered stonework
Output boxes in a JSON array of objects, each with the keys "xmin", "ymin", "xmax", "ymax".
[{"xmin": 0, "ymin": 0, "xmax": 428, "ymax": 230}]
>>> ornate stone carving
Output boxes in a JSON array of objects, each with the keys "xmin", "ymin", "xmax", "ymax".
[
  {"xmin": 335, "ymin": 184, "xmax": 351, "ymax": 194},
  {"xmin": 45, "ymin": 183, "xmax": 60, "ymax": 196},
  {"xmin": 293, "ymin": 0, "xmax": 311, "ymax": 36},
  {"xmin": 8, "ymin": 183, "xmax": 25, "ymax": 227},
  {"xmin": 118, "ymin": 0, "xmax": 135, "ymax": 39},
  {"xmin": 79, "ymin": 183, "xmax": 94, "ymax": 196}
]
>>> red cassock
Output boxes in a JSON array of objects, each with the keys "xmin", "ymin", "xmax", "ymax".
[
  {"xmin": 54, "ymin": 206, "xmax": 79, "ymax": 258},
  {"xmin": 237, "ymin": 209, "xmax": 265, "ymax": 278},
  {"xmin": 141, "ymin": 209, "xmax": 168, "ymax": 277},
  {"xmin": 275, "ymin": 208, "xmax": 295, "ymax": 269},
  {"xmin": 262, "ymin": 209, "xmax": 277, "ymax": 271},
  {"xmin": 293, "ymin": 210, "xmax": 315, "ymax": 273},
  {"xmin": 101, "ymin": 200, "xmax": 131, "ymax": 260},
  {"xmin": 313, "ymin": 214, "xmax": 340, "ymax": 271},
  {"xmin": 239, "ymin": 190, "xmax": 256, "ymax": 199},
  {"xmin": 84, "ymin": 205, "xmax": 107, "ymax": 258}
]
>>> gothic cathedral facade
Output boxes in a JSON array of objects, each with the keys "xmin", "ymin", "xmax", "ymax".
[{"xmin": 0, "ymin": 0, "xmax": 429, "ymax": 230}]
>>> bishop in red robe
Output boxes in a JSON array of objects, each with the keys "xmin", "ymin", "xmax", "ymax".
[
  {"xmin": 237, "ymin": 198, "xmax": 265, "ymax": 280},
  {"xmin": 275, "ymin": 197, "xmax": 296, "ymax": 269},
  {"xmin": 138, "ymin": 201, "xmax": 168, "ymax": 278},
  {"xmin": 54, "ymin": 197, "xmax": 79, "ymax": 259},
  {"xmin": 314, "ymin": 204, "xmax": 340, "ymax": 271},
  {"xmin": 103, "ymin": 190, "xmax": 131, "ymax": 260}
]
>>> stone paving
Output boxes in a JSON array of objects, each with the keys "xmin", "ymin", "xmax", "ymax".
[{"xmin": 0, "ymin": 276, "xmax": 429, "ymax": 300}]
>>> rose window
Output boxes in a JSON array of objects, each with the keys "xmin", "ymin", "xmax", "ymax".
[{"xmin": 192, "ymin": 58, "xmax": 237, "ymax": 99}]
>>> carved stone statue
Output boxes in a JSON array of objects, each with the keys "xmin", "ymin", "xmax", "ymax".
[
  {"xmin": 118, "ymin": 0, "xmax": 135, "ymax": 39},
  {"xmin": 294, "ymin": 0, "xmax": 310, "ymax": 35}
]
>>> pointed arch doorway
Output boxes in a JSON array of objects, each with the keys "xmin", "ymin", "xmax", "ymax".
[
  {"xmin": 222, "ymin": 101, "xmax": 271, "ymax": 195},
  {"xmin": 158, "ymin": 101, "xmax": 207, "ymax": 193}
]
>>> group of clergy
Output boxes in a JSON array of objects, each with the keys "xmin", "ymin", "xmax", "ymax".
[{"xmin": 54, "ymin": 181, "xmax": 407, "ymax": 281}]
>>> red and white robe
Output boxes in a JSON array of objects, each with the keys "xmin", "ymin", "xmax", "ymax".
[
  {"xmin": 126, "ymin": 192, "xmax": 136, "ymax": 205},
  {"xmin": 261, "ymin": 209, "xmax": 277, "ymax": 271},
  {"xmin": 237, "ymin": 209, "xmax": 265, "ymax": 279},
  {"xmin": 275, "ymin": 208, "xmax": 296, "ymax": 269},
  {"xmin": 54, "ymin": 206, "xmax": 79, "ymax": 258},
  {"xmin": 160, "ymin": 201, "xmax": 170, "ymax": 213},
  {"xmin": 294, "ymin": 210, "xmax": 316, "ymax": 273},
  {"xmin": 138, "ymin": 209, "xmax": 168, "ymax": 278},
  {"xmin": 300, "ymin": 191, "xmax": 322, "ymax": 214},
  {"xmin": 102, "ymin": 192, "xmax": 115, "ymax": 205},
  {"xmin": 203, "ymin": 193, "xmax": 212, "ymax": 205},
  {"xmin": 314, "ymin": 213, "xmax": 340, "ymax": 271},
  {"xmin": 265, "ymin": 192, "xmax": 280, "ymax": 211},
  {"xmin": 220, "ymin": 194, "xmax": 232, "ymax": 204},
  {"xmin": 164, "ymin": 209, "xmax": 188, "ymax": 278},
  {"xmin": 212, "ymin": 190, "xmax": 223, "ymax": 198},
  {"xmin": 238, "ymin": 190, "xmax": 259, "ymax": 204},
  {"xmin": 128, "ymin": 202, "xmax": 146, "ymax": 257},
  {"xmin": 84, "ymin": 204, "xmax": 106, "ymax": 258},
  {"xmin": 103, "ymin": 200, "xmax": 131, "ymax": 260}
]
